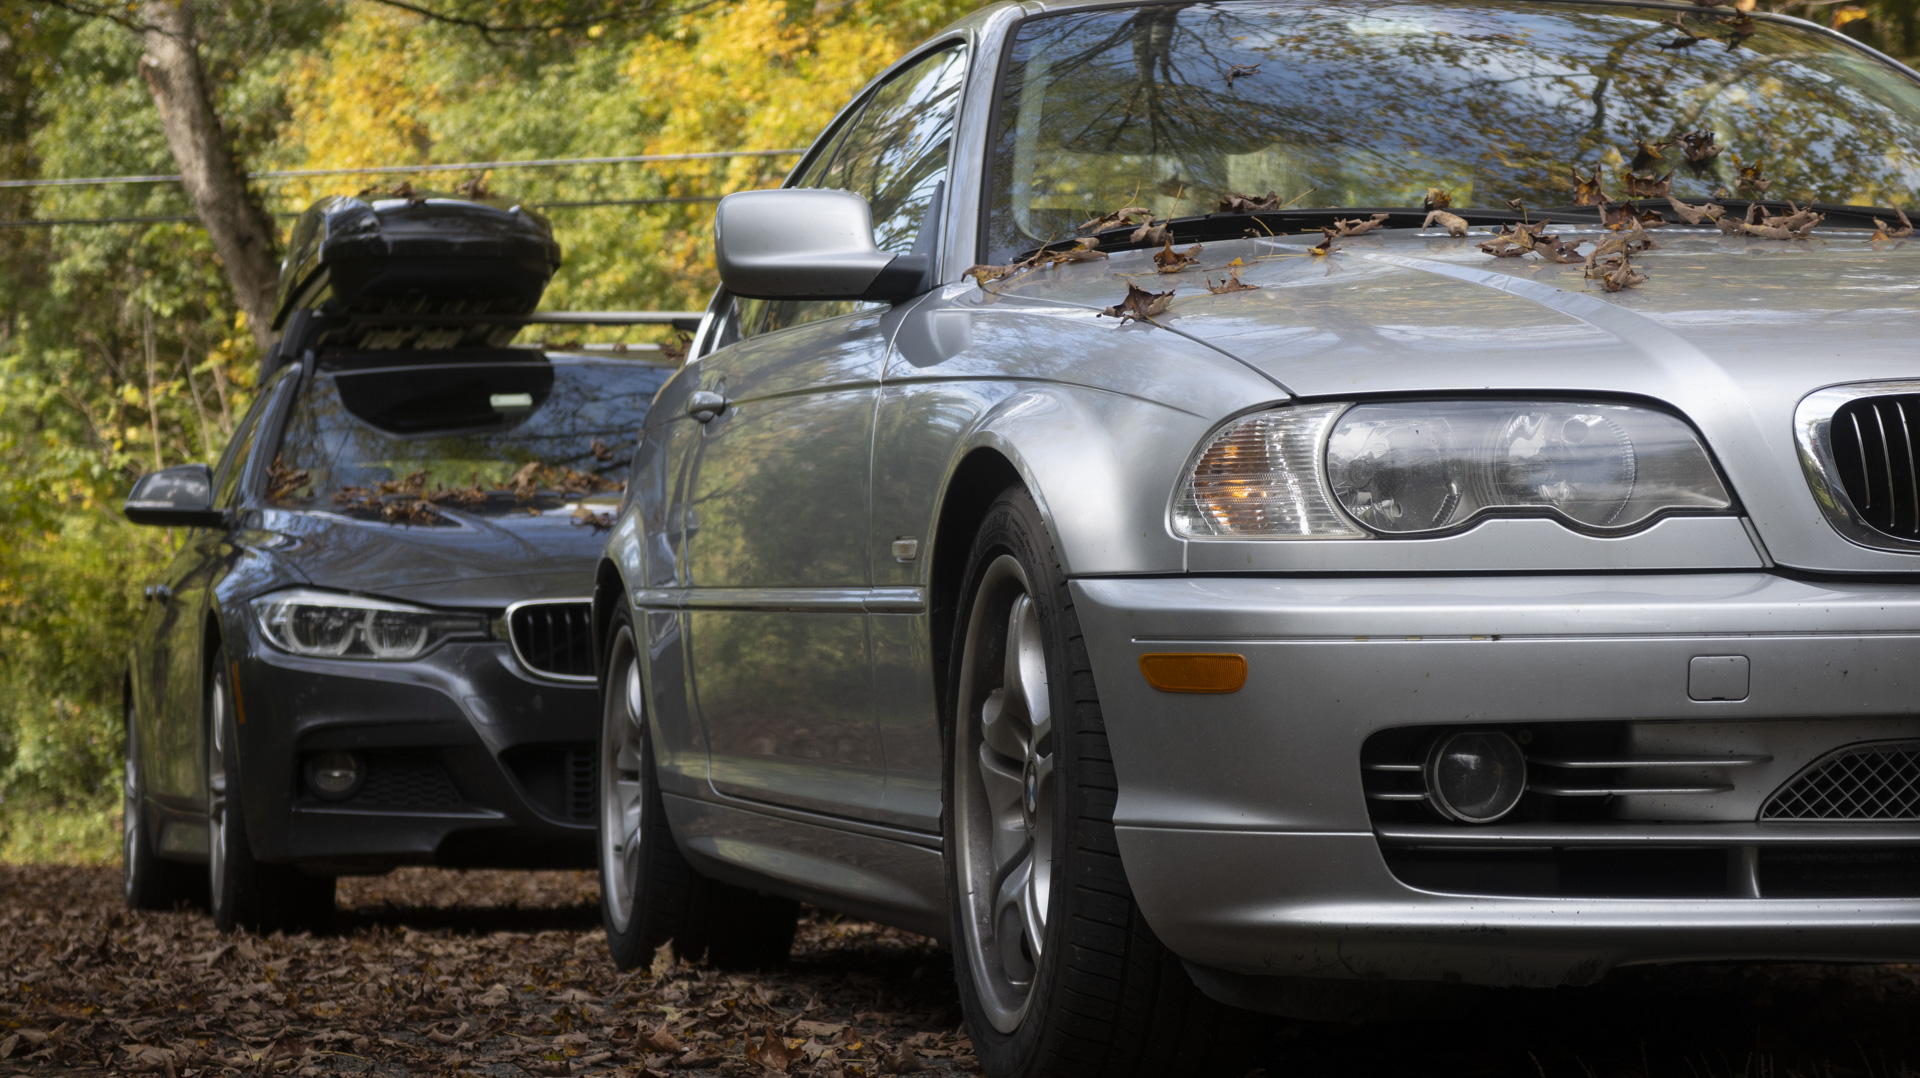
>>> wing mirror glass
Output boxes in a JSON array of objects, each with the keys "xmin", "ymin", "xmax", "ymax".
[
  {"xmin": 124, "ymin": 463, "xmax": 226, "ymax": 528},
  {"xmin": 715, "ymin": 189, "xmax": 930, "ymax": 304}
]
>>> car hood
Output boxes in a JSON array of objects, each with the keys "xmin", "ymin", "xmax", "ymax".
[
  {"xmin": 254, "ymin": 504, "xmax": 613, "ymax": 608},
  {"xmin": 972, "ymin": 226, "xmax": 1920, "ymax": 573}
]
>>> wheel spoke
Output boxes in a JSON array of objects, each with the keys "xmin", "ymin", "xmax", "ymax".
[
  {"xmin": 992, "ymin": 852, "xmax": 1035, "ymax": 981},
  {"xmin": 1007, "ymin": 596, "xmax": 1051, "ymax": 750},
  {"xmin": 977, "ymin": 744, "xmax": 1030, "ymax": 873},
  {"xmin": 979, "ymin": 688, "xmax": 1027, "ymax": 761}
]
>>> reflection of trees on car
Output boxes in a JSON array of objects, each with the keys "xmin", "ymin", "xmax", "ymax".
[{"xmin": 985, "ymin": 0, "xmax": 1920, "ymax": 261}]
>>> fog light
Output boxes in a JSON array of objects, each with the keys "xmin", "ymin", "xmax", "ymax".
[
  {"xmin": 1425, "ymin": 731, "xmax": 1526, "ymax": 823},
  {"xmin": 306, "ymin": 751, "xmax": 363, "ymax": 801}
]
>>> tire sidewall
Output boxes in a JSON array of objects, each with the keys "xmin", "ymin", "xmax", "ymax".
[
  {"xmin": 943, "ymin": 488, "xmax": 1080, "ymax": 1075},
  {"xmin": 206, "ymin": 648, "xmax": 245, "ymax": 931},
  {"xmin": 123, "ymin": 698, "xmax": 152, "ymax": 904},
  {"xmin": 600, "ymin": 614, "xmax": 644, "ymax": 959}
]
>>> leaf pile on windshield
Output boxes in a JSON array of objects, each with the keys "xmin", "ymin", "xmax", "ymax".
[
  {"xmin": 332, "ymin": 471, "xmax": 484, "ymax": 526},
  {"xmin": 1207, "ymin": 259, "xmax": 1260, "ymax": 294},
  {"xmin": 509, "ymin": 462, "xmax": 622, "ymax": 501},
  {"xmin": 1735, "ymin": 158, "xmax": 1771, "ymax": 194},
  {"xmin": 267, "ymin": 457, "xmax": 312, "ymax": 502},
  {"xmin": 1874, "ymin": 207, "xmax": 1915, "ymax": 240},
  {"xmin": 1217, "ymin": 190, "xmax": 1288, "ymax": 213},
  {"xmin": 1424, "ymin": 188, "xmax": 1452, "ymax": 211},
  {"xmin": 1626, "ymin": 171, "xmax": 1674, "ymax": 199},
  {"xmin": 358, "ymin": 180, "xmax": 426, "ymax": 205},
  {"xmin": 572, "ymin": 506, "xmax": 617, "ymax": 530},
  {"xmin": 1333, "ymin": 213, "xmax": 1391, "ymax": 237},
  {"xmin": 1678, "ymin": 130, "xmax": 1723, "ymax": 164},
  {"xmin": 1421, "ymin": 209, "xmax": 1469, "ymax": 237},
  {"xmin": 1572, "ymin": 168, "xmax": 1610, "ymax": 207},
  {"xmin": 1097, "ymin": 282, "xmax": 1174, "ymax": 324},
  {"xmin": 1153, "ymin": 241, "xmax": 1204, "ymax": 273},
  {"xmin": 1079, "ymin": 205, "xmax": 1151, "ymax": 233}
]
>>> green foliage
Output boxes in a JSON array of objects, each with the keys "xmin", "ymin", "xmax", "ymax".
[{"xmin": 0, "ymin": 0, "xmax": 979, "ymax": 848}]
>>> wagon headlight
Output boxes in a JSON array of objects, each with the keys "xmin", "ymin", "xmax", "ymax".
[
  {"xmin": 1174, "ymin": 401, "xmax": 1731, "ymax": 538},
  {"xmin": 251, "ymin": 589, "xmax": 489, "ymax": 661}
]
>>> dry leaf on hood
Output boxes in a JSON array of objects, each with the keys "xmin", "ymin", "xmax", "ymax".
[
  {"xmin": 1039, "ymin": 237, "xmax": 1108, "ymax": 266},
  {"xmin": 1602, "ymin": 203, "xmax": 1667, "ymax": 230},
  {"xmin": 964, "ymin": 263, "xmax": 1025, "ymax": 285},
  {"xmin": 1079, "ymin": 205, "xmax": 1152, "ymax": 233},
  {"xmin": 1130, "ymin": 219, "xmax": 1171, "ymax": 246},
  {"xmin": 1479, "ymin": 235, "xmax": 1528, "ymax": 257},
  {"xmin": 1666, "ymin": 195, "xmax": 1726, "ymax": 225},
  {"xmin": 1224, "ymin": 62, "xmax": 1261, "ymax": 87},
  {"xmin": 1678, "ymin": 130, "xmax": 1723, "ymax": 165},
  {"xmin": 1626, "ymin": 170, "xmax": 1674, "ymax": 199},
  {"xmin": 454, "ymin": 174, "xmax": 495, "ymax": 201},
  {"xmin": 1098, "ymin": 282, "xmax": 1174, "ymax": 324},
  {"xmin": 1153, "ymin": 241, "xmax": 1204, "ymax": 272},
  {"xmin": 1535, "ymin": 237, "xmax": 1587, "ymax": 263},
  {"xmin": 1572, "ymin": 166, "xmax": 1610, "ymax": 206},
  {"xmin": 1874, "ymin": 207, "xmax": 1915, "ymax": 240},
  {"xmin": 1421, "ymin": 210, "xmax": 1469, "ymax": 237},
  {"xmin": 1309, "ymin": 227, "xmax": 1342, "ymax": 255},
  {"xmin": 1333, "ymin": 212, "xmax": 1391, "ymax": 236},
  {"xmin": 1206, "ymin": 261, "xmax": 1260, "ymax": 293},
  {"xmin": 571, "ymin": 506, "xmax": 616, "ymax": 530},
  {"xmin": 1600, "ymin": 258, "xmax": 1648, "ymax": 291}
]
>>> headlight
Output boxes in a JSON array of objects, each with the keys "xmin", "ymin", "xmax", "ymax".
[
  {"xmin": 1174, "ymin": 400, "xmax": 1732, "ymax": 538},
  {"xmin": 251, "ymin": 589, "xmax": 488, "ymax": 661}
]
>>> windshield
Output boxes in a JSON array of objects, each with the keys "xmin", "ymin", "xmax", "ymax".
[
  {"xmin": 266, "ymin": 357, "xmax": 671, "ymax": 524},
  {"xmin": 983, "ymin": 0, "xmax": 1920, "ymax": 262}
]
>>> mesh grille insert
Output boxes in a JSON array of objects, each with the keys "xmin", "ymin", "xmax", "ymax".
[
  {"xmin": 353, "ymin": 752, "xmax": 462, "ymax": 808},
  {"xmin": 1761, "ymin": 740, "xmax": 1920, "ymax": 820},
  {"xmin": 1830, "ymin": 394, "xmax": 1920, "ymax": 541},
  {"xmin": 509, "ymin": 601, "xmax": 594, "ymax": 679}
]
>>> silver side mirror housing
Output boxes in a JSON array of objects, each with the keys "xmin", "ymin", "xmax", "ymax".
[
  {"xmin": 124, "ymin": 463, "xmax": 226, "ymax": 528},
  {"xmin": 715, "ymin": 189, "xmax": 930, "ymax": 303}
]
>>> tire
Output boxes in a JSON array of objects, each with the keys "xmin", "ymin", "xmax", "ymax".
[
  {"xmin": 944, "ymin": 486, "xmax": 1251, "ymax": 1078},
  {"xmin": 124, "ymin": 697, "xmax": 204, "ymax": 910},
  {"xmin": 599, "ymin": 615, "xmax": 798, "ymax": 971},
  {"xmin": 206, "ymin": 649, "xmax": 335, "ymax": 934}
]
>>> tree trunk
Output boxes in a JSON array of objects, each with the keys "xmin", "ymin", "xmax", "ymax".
[{"xmin": 137, "ymin": 0, "xmax": 281, "ymax": 350}]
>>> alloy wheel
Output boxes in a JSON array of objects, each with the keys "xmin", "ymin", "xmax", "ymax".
[
  {"xmin": 123, "ymin": 711, "xmax": 141, "ymax": 900},
  {"xmin": 600, "ymin": 637, "xmax": 648, "ymax": 933},
  {"xmin": 954, "ymin": 554, "xmax": 1056, "ymax": 1034},
  {"xmin": 207, "ymin": 678, "xmax": 230, "ymax": 909}
]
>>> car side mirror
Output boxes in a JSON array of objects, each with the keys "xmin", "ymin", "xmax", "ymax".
[
  {"xmin": 715, "ymin": 189, "xmax": 930, "ymax": 304},
  {"xmin": 124, "ymin": 463, "xmax": 226, "ymax": 528}
]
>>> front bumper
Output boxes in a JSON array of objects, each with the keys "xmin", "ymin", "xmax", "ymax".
[
  {"xmin": 233, "ymin": 639, "xmax": 600, "ymax": 872},
  {"xmin": 1072, "ymin": 572, "xmax": 1920, "ymax": 988}
]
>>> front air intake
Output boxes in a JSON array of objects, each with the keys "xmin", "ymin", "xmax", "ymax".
[
  {"xmin": 1762, "ymin": 740, "xmax": 1920, "ymax": 821},
  {"xmin": 507, "ymin": 600, "xmax": 595, "ymax": 681},
  {"xmin": 1829, "ymin": 394, "xmax": 1920, "ymax": 541}
]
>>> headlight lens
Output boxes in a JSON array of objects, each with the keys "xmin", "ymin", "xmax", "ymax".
[
  {"xmin": 251, "ymin": 589, "xmax": 488, "ymax": 661},
  {"xmin": 1174, "ymin": 400, "xmax": 1732, "ymax": 539}
]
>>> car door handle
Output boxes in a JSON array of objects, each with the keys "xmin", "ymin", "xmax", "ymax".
[
  {"xmin": 686, "ymin": 390, "xmax": 729, "ymax": 423},
  {"xmin": 144, "ymin": 584, "xmax": 172, "ymax": 604}
]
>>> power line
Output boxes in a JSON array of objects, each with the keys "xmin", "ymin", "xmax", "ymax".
[
  {"xmin": 0, "ymin": 148, "xmax": 805, "ymax": 191},
  {"xmin": 0, "ymin": 194, "xmax": 729, "ymax": 229}
]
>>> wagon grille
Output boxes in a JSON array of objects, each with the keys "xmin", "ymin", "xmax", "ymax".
[
  {"xmin": 1762, "ymin": 741, "xmax": 1920, "ymax": 821},
  {"xmin": 1829, "ymin": 394, "xmax": 1920, "ymax": 541},
  {"xmin": 508, "ymin": 601, "xmax": 594, "ymax": 680}
]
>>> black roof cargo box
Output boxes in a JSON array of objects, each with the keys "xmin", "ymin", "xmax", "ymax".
[{"xmin": 270, "ymin": 193, "xmax": 563, "ymax": 356}]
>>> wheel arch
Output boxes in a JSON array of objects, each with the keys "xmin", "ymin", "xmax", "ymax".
[
  {"xmin": 591, "ymin": 556, "xmax": 627, "ymax": 690},
  {"xmin": 927, "ymin": 447, "xmax": 1025, "ymax": 715}
]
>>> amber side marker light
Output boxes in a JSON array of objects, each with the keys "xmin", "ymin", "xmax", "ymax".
[{"xmin": 1138, "ymin": 652, "xmax": 1248, "ymax": 694}]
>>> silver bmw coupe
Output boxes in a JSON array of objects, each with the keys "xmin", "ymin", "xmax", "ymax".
[{"xmin": 593, "ymin": 1, "xmax": 1920, "ymax": 1073}]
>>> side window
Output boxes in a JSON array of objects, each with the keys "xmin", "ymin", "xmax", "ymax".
[
  {"xmin": 212, "ymin": 374, "xmax": 283, "ymax": 509},
  {"xmin": 737, "ymin": 44, "xmax": 968, "ymax": 340}
]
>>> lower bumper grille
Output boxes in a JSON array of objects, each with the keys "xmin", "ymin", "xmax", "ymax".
[
  {"xmin": 353, "ymin": 752, "xmax": 462, "ymax": 808},
  {"xmin": 1762, "ymin": 740, "xmax": 1920, "ymax": 821}
]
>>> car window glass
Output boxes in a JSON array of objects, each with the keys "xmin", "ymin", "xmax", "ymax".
[
  {"xmin": 212, "ymin": 385, "xmax": 273, "ymax": 509},
  {"xmin": 737, "ymin": 43, "xmax": 967, "ymax": 340},
  {"xmin": 266, "ymin": 357, "xmax": 672, "ymax": 524}
]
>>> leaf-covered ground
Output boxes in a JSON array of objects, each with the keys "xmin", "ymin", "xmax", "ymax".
[{"xmin": 6, "ymin": 864, "xmax": 1920, "ymax": 1077}]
